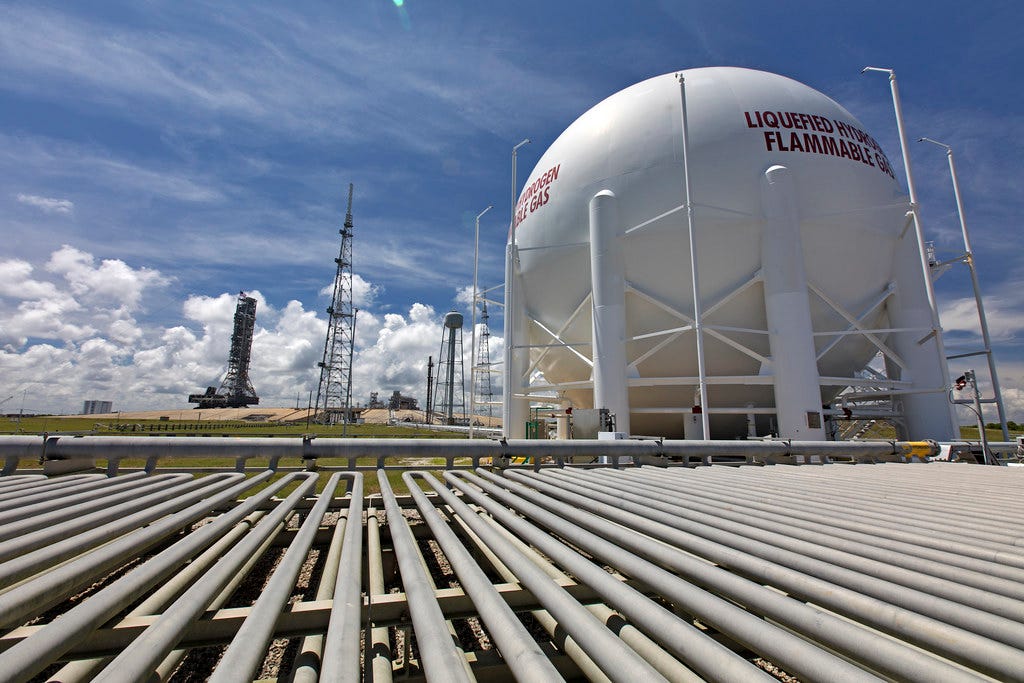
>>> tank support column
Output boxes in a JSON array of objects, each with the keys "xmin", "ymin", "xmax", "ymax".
[
  {"xmin": 503, "ymin": 242, "xmax": 530, "ymax": 438},
  {"xmin": 589, "ymin": 190, "xmax": 631, "ymax": 435},
  {"xmin": 761, "ymin": 165, "xmax": 826, "ymax": 439}
]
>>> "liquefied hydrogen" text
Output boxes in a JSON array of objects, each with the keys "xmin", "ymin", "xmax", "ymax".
[{"xmin": 744, "ymin": 110, "xmax": 896, "ymax": 179}]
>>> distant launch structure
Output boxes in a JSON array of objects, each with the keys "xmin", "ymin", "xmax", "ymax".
[
  {"xmin": 314, "ymin": 183, "xmax": 358, "ymax": 425},
  {"xmin": 188, "ymin": 292, "xmax": 259, "ymax": 408}
]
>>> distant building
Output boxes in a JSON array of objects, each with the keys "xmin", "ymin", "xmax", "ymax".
[
  {"xmin": 388, "ymin": 390, "xmax": 419, "ymax": 411},
  {"xmin": 82, "ymin": 400, "xmax": 113, "ymax": 415}
]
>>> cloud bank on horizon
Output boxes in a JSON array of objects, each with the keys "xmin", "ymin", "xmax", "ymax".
[{"xmin": 2, "ymin": 1, "xmax": 1022, "ymax": 424}]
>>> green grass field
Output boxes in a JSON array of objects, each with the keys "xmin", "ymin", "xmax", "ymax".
[{"xmin": 0, "ymin": 415, "xmax": 461, "ymax": 438}]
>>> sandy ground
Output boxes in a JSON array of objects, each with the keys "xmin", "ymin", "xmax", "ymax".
[{"xmin": 54, "ymin": 406, "xmax": 503, "ymax": 427}]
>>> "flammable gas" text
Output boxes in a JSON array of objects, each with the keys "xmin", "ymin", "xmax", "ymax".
[
  {"xmin": 744, "ymin": 110, "xmax": 895, "ymax": 179},
  {"xmin": 514, "ymin": 163, "xmax": 561, "ymax": 229}
]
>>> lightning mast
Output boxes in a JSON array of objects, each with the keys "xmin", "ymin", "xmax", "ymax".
[
  {"xmin": 474, "ymin": 300, "xmax": 495, "ymax": 423},
  {"xmin": 314, "ymin": 184, "xmax": 358, "ymax": 426}
]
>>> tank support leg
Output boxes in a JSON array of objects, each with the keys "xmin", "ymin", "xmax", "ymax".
[
  {"xmin": 761, "ymin": 165, "xmax": 826, "ymax": 440},
  {"xmin": 589, "ymin": 190, "xmax": 631, "ymax": 436}
]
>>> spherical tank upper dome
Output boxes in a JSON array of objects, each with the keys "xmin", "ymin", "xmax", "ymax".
[{"xmin": 512, "ymin": 67, "xmax": 910, "ymax": 438}]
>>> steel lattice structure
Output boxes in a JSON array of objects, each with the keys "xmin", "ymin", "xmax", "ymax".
[
  {"xmin": 473, "ymin": 300, "xmax": 495, "ymax": 421},
  {"xmin": 314, "ymin": 184, "xmax": 357, "ymax": 425},
  {"xmin": 188, "ymin": 292, "xmax": 259, "ymax": 408}
]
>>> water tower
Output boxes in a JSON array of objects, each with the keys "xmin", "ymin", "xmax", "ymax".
[
  {"xmin": 433, "ymin": 311, "xmax": 466, "ymax": 425},
  {"xmin": 504, "ymin": 67, "xmax": 956, "ymax": 442}
]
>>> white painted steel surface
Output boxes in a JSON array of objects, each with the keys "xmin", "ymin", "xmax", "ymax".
[{"xmin": 510, "ymin": 67, "xmax": 954, "ymax": 439}]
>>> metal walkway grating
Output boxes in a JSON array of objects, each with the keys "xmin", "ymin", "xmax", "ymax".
[{"xmin": 0, "ymin": 461, "xmax": 1022, "ymax": 682}]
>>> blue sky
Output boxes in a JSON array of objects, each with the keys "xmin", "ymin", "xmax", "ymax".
[{"xmin": 2, "ymin": 0, "xmax": 1022, "ymax": 421}]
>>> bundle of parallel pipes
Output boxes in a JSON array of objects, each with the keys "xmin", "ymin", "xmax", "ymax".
[{"xmin": 0, "ymin": 436, "xmax": 1022, "ymax": 682}]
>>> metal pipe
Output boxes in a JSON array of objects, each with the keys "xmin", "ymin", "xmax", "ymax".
[
  {"xmin": 709, "ymin": 466, "xmax": 1024, "ymax": 550},
  {"xmin": 441, "ymin": 471, "xmax": 786, "ymax": 683},
  {"xmin": 467, "ymin": 469, "xmax": 973, "ymax": 682},
  {"xmin": 0, "ymin": 471, "xmax": 281, "ymax": 682},
  {"xmin": 0, "ymin": 434, "xmax": 929, "ymax": 466},
  {"xmin": 677, "ymin": 72, "xmax": 710, "ymax": 438},
  {"xmin": 373, "ymin": 470, "xmax": 473, "ymax": 683},
  {"xmin": 560, "ymin": 467, "xmax": 1024, "ymax": 621},
  {"xmin": 504, "ymin": 468, "xmax": 1024, "ymax": 679},
  {"xmin": 319, "ymin": 474, "xmax": 365, "ymax": 683},
  {"xmin": 291, "ymin": 487, "xmax": 366, "ymax": 683},
  {"xmin": 89, "ymin": 473, "xmax": 319, "ymax": 683},
  {"xmin": 0, "ymin": 471, "xmax": 149, "ymax": 515},
  {"xmin": 505, "ymin": 138, "xmax": 531, "ymax": 439},
  {"xmin": 676, "ymin": 466, "xmax": 1024, "ymax": 573},
  {"xmin": 919, "ymin": 137, "xmax": 1009, "ymax": 440},
  {"xmin": 472, "ymin": 509, "xmax": 699, "ymax": 683},
  {"xmin": 404, "ymin": 471, "xmax": 567, "ymax": 682},
  {"xmin": 610, "ymin": 466, "xmax": 1024, "ymax": 594},
  {"xmin": 0, "ymin": 473, "xmax": 189, "ymax": 541},
  {"xmin": 0, "ymin": 474, "xmax": 105, "ymax": 504},
  {"xmin": 362, "ymin": 502, "xmax": 394, "ymax": 683},
  {"xmin": 211, "ymin": 474, "xmax": 347, "ymax": 681},
  {"xmin": 0, "ymin": 473, "xmax": 244, "ymax": 591},
  {"xmin": 468, "ymin": 508, "xmax": 613, "ymax": 682},
  {"xmin": 155, "ymin": 509, "xmax": 290, "ymax": 681}
]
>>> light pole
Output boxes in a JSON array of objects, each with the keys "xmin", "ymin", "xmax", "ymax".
[
  {"xmin": 470, "ymin": 204, "xmax": 493, "ymax": 439},
  {"xmin": 919, "ymin": 136, "xmax": 1010, "ymax": 440},
  {"xmin": 862, "ymin": 66, "xmax": 956, "ymax": 434},
  {"xmin": 503, "ymin": 138, "xmax": 530, "ymax": 438}
]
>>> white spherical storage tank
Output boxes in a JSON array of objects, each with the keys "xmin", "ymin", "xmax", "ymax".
[{"xmin": 505, "ymin": 67, "xmax": 955, "ymax": 441}]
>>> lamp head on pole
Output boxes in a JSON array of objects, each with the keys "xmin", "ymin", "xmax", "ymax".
[
  {"xmin": 861, "ymin": 66, "xmax": 894, "ymax": 76},
  {"xmin": 919, "ymin": 136, "xmax": 953, "ymax": 153},
  {"xmin": 513, "ymin": 138, "xmax": 531, "ymax": 155}
]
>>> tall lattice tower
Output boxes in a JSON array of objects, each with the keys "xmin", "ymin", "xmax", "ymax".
[
  {"xmin": 473, "ymin": 300, "xmax": 495, "ymax": 422},
  {"xmin": 314, "ymin": 184, "xmax": 358, "ymax": 425},
  {"xmin": 432, "ymin": 311, "xmax": 466, "ymax": 425}
]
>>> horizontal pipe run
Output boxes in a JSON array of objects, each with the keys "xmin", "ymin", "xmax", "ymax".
[
  {"xmin": 503, "ymin": 468, "xmax": 1024, "ymax": 680},
  {"xmin": 404, "ymin": 472, "xmax": 567, "ymax": 682},
  {"xmin": 0, "ymin": 473, "xmax": 245, "ymax": 594},
  {"xmin": 89, "ymin": 473, "xmax": 319, "ymax": 683},
  {"xmin": 596, "ymin": 466, "xmax": 1024, "ymax": 599},
  {"xmin": 318, "ymin": 471, "xmax": 365, "ymax": 683},
  {"xmin": 440, "ymin": 471, "xmax": 778, "ymax": 683},
  {"xmin": 467, "ymin": 469, "xmax": 979, "ymax": 683},
  {"xmin": 0, "ymin": 472, "xmax": 282, "ymax": 682},
  {"xmin": 375, "ymin": 470, "xmax": 474, "ymax": 683},
  {"xmin": 210, "ymin": 473, "xmax": 347, "ymax": 682},
  {"xmin": 0, "ymin": 435, "xmax": 932, "ymax": 468}
]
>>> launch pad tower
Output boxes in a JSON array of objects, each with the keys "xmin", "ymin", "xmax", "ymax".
[{"xmin": 188, "ymin": 292, "xmax": 260, "ymax": 408}]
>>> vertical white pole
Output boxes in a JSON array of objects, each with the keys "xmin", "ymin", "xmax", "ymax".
[
  {"xmin": 761, "ymin": 165, "xmax": 825, "ymax": 439},
  {"xmin": 503, "ymin": 140, "xmax": 530, "ymax": 439},
  {"xmin": 589, "ymin": 190, "xmax": 631, "ymax": 435},
  {"xmin": 470, "ymin": 205, "xmax": 492, "ymax": 440},
  {"xmin": 944, "ymin": 147, "xmax": 1009, "ymax": 440},
  {"xmin": 678, "ymin": 73, "xmax": 710, "ymax": 438},
  {"xmin": 864, "ymin": 67, "xmax": 956, "ymax": 436}
]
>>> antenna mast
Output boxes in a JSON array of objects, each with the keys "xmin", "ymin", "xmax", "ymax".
[
  {"xmin": 314, "ymin": 183, "xmax": 358, "ymax": 426},
  {"xmin": 474, "ymin": 300, "xmax": 495, "ymax": 423}
]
